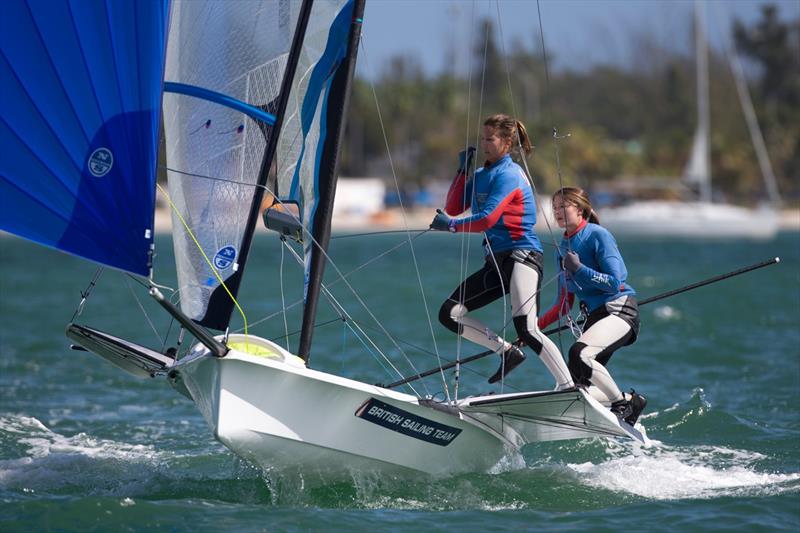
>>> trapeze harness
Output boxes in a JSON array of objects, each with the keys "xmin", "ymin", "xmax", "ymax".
[
  {"xmin": 539, "ymin": 219, "xmax": 640, "ymax": 402},
  {"xmin": 437, "ymin": 155, "xmax": 573, "ymax": 388}
]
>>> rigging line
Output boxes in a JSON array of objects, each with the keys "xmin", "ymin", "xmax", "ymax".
[
  {"xmin": 360, "ymin": 35, "xmax": 450, "ymax": 403},
  {"xmin": 70, "ymin": 267, "xmax": 104, "ymax": 322},
  {"xmin": 161, "ymin": 165, "xmax": 271, "ymax": 191},
  {"xmin": 125, "ymin": 272, "xmax": 183, "ymax": 348},
  {"xmin": 532, "ymin": 0, "xmax": 574, "ymax": 356},
  {"xmin": 233, "ymin": 168, "xmax": 420, "ymax": 373},
  {"xmin": 155, "ymin": 183, "xmax": 249, "ymax": 338},
  {"xmin": 532, "ymin": 0, "xmax": 568, "ymax": 246},
  {"xmin": 268, "ymin": 317, "xmax": 343, "ymax": 342},
  {"xmin": 495, "ymin": 0, "xmax": 561, "ymax": 255},
  {"xmin": 331, "ymin": 229, "xmax": 428, "ymax": 239},
  {"xmin": 161, "ymin": 316, "xmax": 176, "ymax": 353},
  {"xmin": 356, "ymin": 318, "xmax": 516, "ymax": 384},
  {"xmin": 125, "ymin": 270, "xmax": 175, "ymax": 294},
  {"xmin": 484, "ymin": 238, "xmax": 509, "ymax": 393},
  {"xmin": 281, "ymin": 233, "xmax": 425, "ymax": 397},
  {"xmin": 125, "ymin": 276, "xmax": 164, "ymax": 346},
  {"xmin": 238, "ymin": 229, "xmax": 430, "ymax": 332},
  {"xmin": 342, "ymin": 319, "xmax": 399, "ymax": 387},
  {"xmin": 279, "ymin": 238, "xmax": 290, "ymax": 351},
  {"xmin": 454, "ymin": 0, "xmax": 482, "ymax": 400},
  {"xmin": 452, "ymin": 0, "xmax": 492, "ymax": 393}
]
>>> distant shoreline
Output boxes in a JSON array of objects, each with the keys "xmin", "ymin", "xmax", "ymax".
[{"xmin": 153, "ymin": 206, "xmax": 800, "ymax": 234}]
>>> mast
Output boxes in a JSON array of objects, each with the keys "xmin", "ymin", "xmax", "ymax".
[
  {"xmin": 694, "ymin": 0, "xmax": 712, "ymax": 203},
  {"xmin": 200, "ymin": 0, "xmax": 315, "ymax": 331},
  {"xmin": 298, "ymin": 0, "xmax": 366, "ymax": 362}
]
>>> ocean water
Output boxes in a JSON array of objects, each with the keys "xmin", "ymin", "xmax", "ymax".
[{"xmin": 1, "ymin": 230, "xmax": 798, "ymax": 531}]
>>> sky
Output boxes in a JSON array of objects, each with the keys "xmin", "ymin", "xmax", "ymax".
[{"xmin": 355, "ymin": 0, "xmax": 799, "ymax": 79}]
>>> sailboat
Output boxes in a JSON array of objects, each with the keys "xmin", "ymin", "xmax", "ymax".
[
  {"xmin": 1, "ymin": 0, "xmax": 645, "ymax": 480},
  {"xmin": 600, "ymin": 1, "xmax": 780, "ymax": 240}
]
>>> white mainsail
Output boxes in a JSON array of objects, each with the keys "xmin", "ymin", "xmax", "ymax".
[{"xmin": 163, "ymin": 0, "xmax": 302, "ymax": 328}]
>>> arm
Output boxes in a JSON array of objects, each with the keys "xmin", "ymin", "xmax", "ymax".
[
  {"xmin": 569, "ymin": 233, "xmax": 627, "ymax": 294},
  {"xmin": 538, "ymin": 274, "xmax": 575, "ymax": 329},
  {"xmin": 444, "ymin": 173, "xmax": 472, "ymax": 216},
  {"xmin": 452, "ymin": 176, "xmax": 522, "ymax": 234},
  {"xmin": 444, "ymin": 147, "xmax": 475, "ymax": 216}
]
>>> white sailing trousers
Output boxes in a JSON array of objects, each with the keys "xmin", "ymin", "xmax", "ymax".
[{"xmin": 573, "ymin": 314, "xmax": 632, "ymax": 404}]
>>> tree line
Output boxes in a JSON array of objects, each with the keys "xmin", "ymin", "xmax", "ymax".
[{"xmin": 339, "ymin": 5, "xmax": 799, "ymax": 205}]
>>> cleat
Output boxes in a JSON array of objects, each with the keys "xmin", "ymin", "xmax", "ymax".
[
  {"xmin": 488, "ymin": 345, "xmax": 526, "ymax": 384},
  {"xmin": 624, "ymin": 391, "xmax": 647, "ymax": 426}
]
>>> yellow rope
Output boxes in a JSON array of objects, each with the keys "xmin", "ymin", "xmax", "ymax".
[{"xmin": 156, "ymin": 183, "xmax": 249, "ymax": 340}]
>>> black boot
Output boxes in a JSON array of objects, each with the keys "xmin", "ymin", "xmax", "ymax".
[
  {"xmin": 488, "ymin": 345, "xmax": 526, "ymax": 384},
  {"xmin": 610, "ymin": 391, "xmax": 648, "ymax": 426},
  {"xmin": 625, "ymin": 391, "xmax": 647, "ymax": 426},
  {"xmin": 610, "ymin": 398, "xmax": 633, "ymax": 421}
]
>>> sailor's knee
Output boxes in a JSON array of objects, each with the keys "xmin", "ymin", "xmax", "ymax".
[
  {"xmin": 568, "ymin": 342, "xmax": 591, "ymax": 382},
  {"xmin": 513, "ymin": 315, "xmax": 542, "ymax": 353},
  {"xmin": 439, "ymin": 300, "xmax": 464, "ymax": 334}
]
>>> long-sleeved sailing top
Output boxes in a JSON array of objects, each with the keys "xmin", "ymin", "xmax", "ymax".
[
  {"xmin": 444, "ymin": 154, "xmax": 542, "ymax": 255},
  {"xmin": 539, "ymin": 220, "xmax": 636, "ymax": 327}
]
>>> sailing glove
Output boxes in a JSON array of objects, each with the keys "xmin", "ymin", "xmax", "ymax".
[
  {"xmin": 458, "ymin": 146, "xmax": 476, "ymax": 175},
  {"xmin": 563, "ymin": 251, "xmax": 582, "ymax": 273},
  {"xmin": 430, "ymin": 209, "xmax": 456, "ymax": 232}
]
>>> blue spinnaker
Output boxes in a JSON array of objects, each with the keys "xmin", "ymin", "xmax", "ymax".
[{"xmin": 0, "ymin": 0, "xmax": 169, "ymax": 276}]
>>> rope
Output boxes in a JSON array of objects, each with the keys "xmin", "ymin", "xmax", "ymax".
[
  {"xmin": 279, "ymin": 237, "xmax": 290, "ymax": 351},
  {"xmin": 70, "ymin": 267, "xmax": 104, "ymax": 322},
  {"xmin": 156, "ymin": 183, "xmax": 249, "ymax": 338},
  {"xmin": 241, "ymin": 229, "xmax": 430, "ymax": 331},
  {"xmin": 280, "ymin": 237, "xmax": 424, "ymax": 396},
  {"xmin": 125, "ymin": 276, "xmax": 164, "ymax": 345},
  {"xmin": 360, "ymin": 35, "xmax": 449, "ymax": 402},
  {"xmin": 532, "ymin": 0, "xmax": 576, "ymax": 355}
]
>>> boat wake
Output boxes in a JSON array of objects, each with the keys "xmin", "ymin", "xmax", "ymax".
[
  {"xmin": 2, "ymin": 394, "xmax": 797, "ymax": 509},
  {"xmin": 566, "ymin": 442, "xmax": 799, "ymax": 500},
  {"xmin": 0, "ymin": 415, "xmax": 169, "ymax": 495},
  {"xmin": 561, "ymin": 389, "xmax": 800, "ymax": 500}
]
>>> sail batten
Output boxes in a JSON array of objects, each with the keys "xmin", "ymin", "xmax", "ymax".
[{"xmin": 164, "ymin": 82, "xmax": 278, "ymax": 125}]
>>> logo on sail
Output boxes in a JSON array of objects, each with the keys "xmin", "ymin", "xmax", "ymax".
[
  {"xmin": 87, "ymin": 148, "xmax": 114, "ymax": 177},
  {"xmin": 214, "ymin": 246, "xmax": 237, "ymax": 270}
]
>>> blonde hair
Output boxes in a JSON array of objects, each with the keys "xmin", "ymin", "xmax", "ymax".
[
  {"xmin": 483, "ymin": 114, "xmax": 533, "ymax": 157},
  {"xmin": 553, "ymin": 187, "xmax": 600, "ymax": 225}
]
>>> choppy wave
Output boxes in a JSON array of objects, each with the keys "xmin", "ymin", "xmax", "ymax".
[
  {"xmin": 567, "ymin": 443, "xmax": 800, "ymax": 500},
  {"xmin": 0, "ymin": 415, "xmax": 169, "ymax": 494},
  {"xmin": 2, "ymin": 386, "xmax": 798, "ymax": 510}
]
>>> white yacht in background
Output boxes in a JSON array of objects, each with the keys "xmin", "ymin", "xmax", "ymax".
[{"xmin": 600, "ymin": 1, "xmax": 780, "ymax": 240}]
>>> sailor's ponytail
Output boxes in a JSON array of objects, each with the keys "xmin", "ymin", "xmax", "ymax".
[
  {"xmin": 483, "ymin": 114, "xmax": 534, "ymax": 158},
  {"xmin": 515, "ymin": 120, "xmax": 533, "ymax": 156}
]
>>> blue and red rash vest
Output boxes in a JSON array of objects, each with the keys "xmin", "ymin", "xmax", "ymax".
[
  {"xmin": 539, "ymin": 220, "xmax": 636, "ymax": 328},
  {"xmin": 444, "ymin": 154, "xmax": 542, "ymax": 255}
]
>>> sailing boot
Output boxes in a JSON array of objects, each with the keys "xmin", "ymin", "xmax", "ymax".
[
  {"xmin": 610, "ymin": 397, "xmax": 633, "ymax": 422},
  {"xmin": 488, "ymin": 345, "xmax": 526, "ymax": 384},
  {"xmin": 624, "ymin": 390, "xmax": 647, "ymax": 426}
]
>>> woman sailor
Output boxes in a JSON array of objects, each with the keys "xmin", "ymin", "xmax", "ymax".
[
  {"xmin": 430, "ymin": 114, "xmax": 573, "ymax": 389},
  {"xmin": 539, "ymin": 187, "xmax": 646, "ymax": 425}
]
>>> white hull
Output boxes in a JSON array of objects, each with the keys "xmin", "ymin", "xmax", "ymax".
[
  {"xmin": 600, "ymin": 201, "xmax": 778, "ymax": 240},
  {"xmin": 169, "ymin": 335, "xmax": 645, "ymax": 480},
  {"xmin": 171, "ymin": 335, "xmax": 511, "ymax": 479}
]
